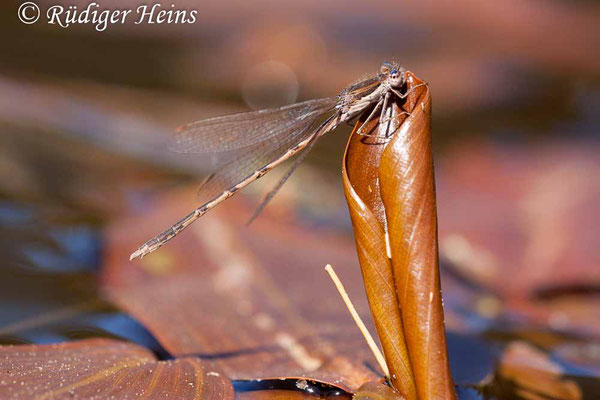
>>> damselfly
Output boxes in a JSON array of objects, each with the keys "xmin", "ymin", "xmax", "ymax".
[{"xmin": 130, "ymin": 62, "xmax": 424, "ymax": 260}]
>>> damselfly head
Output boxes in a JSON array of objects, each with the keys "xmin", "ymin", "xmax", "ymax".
[{"xmin": 379, "ymin": 62, "xmax": 405, "ymax": 88}]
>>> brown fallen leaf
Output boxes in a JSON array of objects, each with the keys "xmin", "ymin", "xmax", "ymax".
[
  {"xmin": 437, "ymin": 141, "xmax": 600, "ymax": 298},
  {"xmin": 492, "ymin": 341, "xmax": 582, "ymax": 400},
  {"xmin": 343, "ymin": 72, "xmax": 456, "ymax": 399},
  {"xmin": 342, "ymin": 88, "xmax": 415, "ymax": 398},
  {"xmin": 102, "ymin": 194, "xmax": 378, "ymax": 391},
  {"xmin": 0, "ymin": 338, "xmax": 233, "ymax": 400}
]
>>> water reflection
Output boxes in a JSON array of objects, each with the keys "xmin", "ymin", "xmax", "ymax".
[{"xmin": 0, "ymin": 201, "xmax": 167, "ymax": 359}]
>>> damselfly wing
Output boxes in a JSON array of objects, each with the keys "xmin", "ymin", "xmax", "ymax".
[{"xmin": 130, "ymin": 62, "xmax": 420, "ymax": 260}]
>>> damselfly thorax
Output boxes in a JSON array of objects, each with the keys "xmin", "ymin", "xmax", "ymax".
[{"xmin": 130, "ymin": 62, "xmax": 425, "ymax": 260}]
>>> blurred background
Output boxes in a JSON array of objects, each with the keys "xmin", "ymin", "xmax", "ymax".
[{"xmin": 1, "ymin": 0, "xmax": 599, "ymax": 397}]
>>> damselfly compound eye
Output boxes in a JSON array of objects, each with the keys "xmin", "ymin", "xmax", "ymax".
[{"xmin": 380, "ymin": 62, "xmax": 393, "ymax": 74}]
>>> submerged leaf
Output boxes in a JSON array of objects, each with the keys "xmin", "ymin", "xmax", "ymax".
[
  {"xmin": 492, "ymin": 341, "xmax": 582, "ymax": 400},
  {"xmin": 343, "ymin": 72, "xmax": 456, "ymax": 399},
  {"xmin": 0, "ymin": 338, "xmax": 233, "ymax": 399}
]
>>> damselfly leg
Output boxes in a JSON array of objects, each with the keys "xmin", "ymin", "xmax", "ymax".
[
  {"xmin": 355, "ymin": 82, "xmax": 427, "ymax": 140},
  {"xmin": 356, "ymin": 99, "xmax": 384, "ymax": 135},
  {"xmin": 390, "ymin": 82, "xmax": 428, "ymax": 100}
]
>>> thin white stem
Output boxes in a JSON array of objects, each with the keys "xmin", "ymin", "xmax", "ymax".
[{"xmin": 324, "ymin": 264, "xmax": 390, "ymax": 379}]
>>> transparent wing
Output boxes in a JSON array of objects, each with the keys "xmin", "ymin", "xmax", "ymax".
[
  {"xmin": 170, "ymin": 97, "xmax": 338, "ymax": 153},
  {"xmin": 245, "ymin": 127, "xmax": 323, "ymax": 225},
  {"xmin": 191, "ymin": 103, "xmax": 339, "ymax": 205},
  {"xmin": 129, "ymin": 108, "xmax": 340, "ymax": 260}
]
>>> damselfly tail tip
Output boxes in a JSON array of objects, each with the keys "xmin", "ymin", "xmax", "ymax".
[
  {"xmin": 129, "ymin": 246, "xmax": 147, "ymax": 261},
  {"xmin": 129, "ymin": 239, "xmax": 162, "ymax": 260}
]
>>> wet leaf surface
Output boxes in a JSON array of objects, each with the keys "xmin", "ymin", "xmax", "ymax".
[{"xmin": 0, "ymin": 338, "xmax": 233, "ymax": 399}]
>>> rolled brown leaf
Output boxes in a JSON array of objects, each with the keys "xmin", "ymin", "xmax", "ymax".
[
  {"xmin": 343, "ymin": 82, "xmax": 416, "ymax": 399},
  {"xmin": 343, "ymin": 72, "xmax": 456, "ymax": 400}
]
